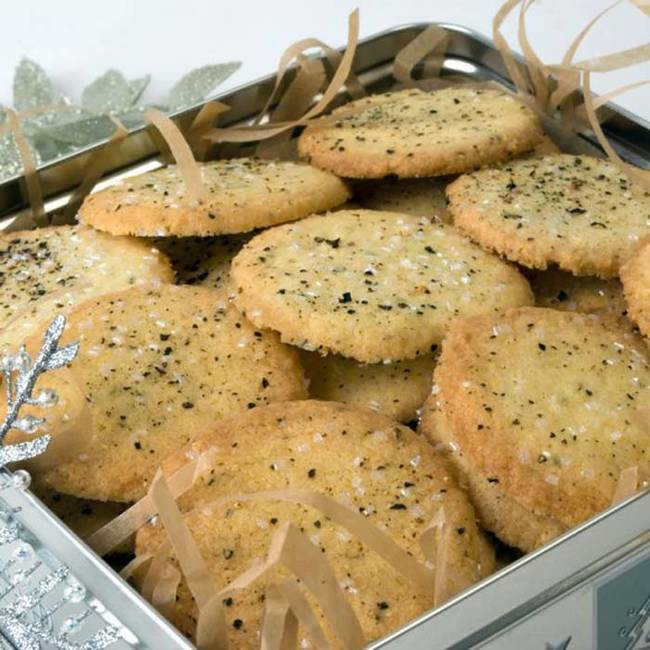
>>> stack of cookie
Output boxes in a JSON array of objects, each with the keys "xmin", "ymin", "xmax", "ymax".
[{"xmin": 3, "ymin": 84, "xmax": 648, "ymax": 646}]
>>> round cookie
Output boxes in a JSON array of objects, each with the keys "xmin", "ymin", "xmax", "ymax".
[
  {"xmin": 20, "ymin": 285, "xmax": 307, "ymax": 503},
  {"xmin": 297, "ymin": 87, "xmax": 542, "ymax": 178},
  {"xmin": 79, "ymin": 158, "xmax": 350, "ymax": 237},
  {"xmin": 421, "ymin": 307, "xmax": 650, "ymax": 551},
  {"xmin": 136, "ymin": 400, "xmax": 496, "ymax": 647},
  {"xmin": 152, "ymin": 234, "xmax": 251, "ymax": 292},
  {"xmin": 0, "ymin": 225, "xmax": 173, "ymax": 349},
  {"xmin": 528, "ymin": 267, "xmax": 633, "ymax": 329},
  {"xmin": 620, "ymin": 240, "xmax": 650, "ymax": 340},
  {"xmin": 34, "ymin": 488, "xmax": 132, "ymax": 553},
  {"xmin": 232, "ymin": 209, "xmax": 533, "ymax": 363},
  {"xmin": 447, "ymin": 154, "xmax": 650, "ymax": 277},
  {"xmin": 300, "ymin": 350, "xmax": 437, "ymax": 423},
  {"xmin": 356, "ymin": 177, "xmax": 452, "ymax": 224}
]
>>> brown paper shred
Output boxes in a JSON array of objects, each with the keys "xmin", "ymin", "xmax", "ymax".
[
  {"xmin": 141, "ymin": 540, "xmax": 172, "ymax": 602},
  {"xmin": 199, "ymin": 488, "xmax": 434, "ymax": 594},
  {"xmin": 493, "ymin": 0, "xmax": 532, "ymax": 98},
  {"xmin": 611, "ymin": 466, "xmax": 640, "ymax": 505},
  {"xmin": 260, "ymin": 584, "xmax": 299, "ymax": 650},
  {"xmin": 119, "ymin": 552, "xmax": 154, "ymax": 581},
  {"xmin": 144, "ymin": 109, "xmax": 207, "ymax": 202},
  {"xmin": 86, "ymin": 450, "xmax": 216, "ymax": 556},
  {"xmin": 61, "ymin": 115, "xmax": 129, "ymax": 222},
  {"xmin": 187, "ymin": 101, "xmax": 231, "ymax": 161},
  {"xmin": 4, "ymin": 109, "xmax": 45, "ymax": 227},
  {"xmin": 217, "ymin": 522, "xmax": 366, "ymax": 649},
  {"xmin": 393, "ymin": 24, "xmax": 449, "ymax": 85},
  {"xmin": 149, "ymin": 470, "xmax": 229, "ymax": 650},
  {"xmin": 204, "ymin": 9, "xmax": 360, "ymax": 144},
  {"xmin": 256, "ymin": 55, "xmax": 327, "ymax": 159},
  {"xmin": 152, "ymin": 561, "xmax": 182, "ymax": 618},
  {"xmin": 273, "ymin": 579, "xmax": 329, "ymax": 650},
  {"xmin": 630, "ymin": 0, "xmax": 650, "ymax": 15}
]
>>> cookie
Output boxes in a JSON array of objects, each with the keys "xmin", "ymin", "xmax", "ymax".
[
  {"xmin": 136, "ymin": 400, "xmax": 496, "ymax": 646},
  {"xmin": 421, "ymin": 307, "xmax": 650, "ymax": 551},
  {"xmin": 20, "ymin": 285, "xmax": 307, "ymax": 503},
  {"xmin": 447, "ymin": 154, "xmax": 650, "ymax": 277},
  {"xmin": 0, "ymin": 225, "xmax": 173, "ymax": 349},
  {"xmin": 79, "ymin": 158, "xmax": 350, "ymax": 237},
  {"xmin": 232, "ymin": 210, "xmax": 533, "ymax": 363},
  {"xmin": 528, "ymin": 267, "xmax": 632, "ymax": 329},
  {"xmin": 33, "ymin": 488, "xmax": 132, "ymax": 553},
  {"xmin": 297, "ymin": 87, "xmax": 542, "ymax": 178},
  {"xmin": 356, "ymin": 177, "xmax": 452, "ymax": 224},
  {"xmin": 300, "ymin": 350, "xmax": 436, "ymax": 423},
  {"xmin": 152, "ymin": 234, "xmax": 251, "ymax": 291},
  {"xmin": 620, "ymin": 240, "xmax": 650, "ymax": 339}
]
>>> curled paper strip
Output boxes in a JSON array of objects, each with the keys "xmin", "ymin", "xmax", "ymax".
[
  {"xmin": 260, "ymin": 583, "xmax": 300, "ymax": 650},
  {"xmin": 392, "ymin": 24, "xmax": 450, "ymax": 85}
]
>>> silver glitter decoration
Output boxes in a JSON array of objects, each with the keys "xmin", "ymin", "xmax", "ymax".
[
  {"xmin": 0, "ymin": 315, "xmax": 79, "ymax": 467},
  {"xmin": 1, "ymin": 58, "xmax": 240, "ymax": 182},
  {"xmin": 167, "ymin": 62, "xmax": 241, "ymax": 109}
]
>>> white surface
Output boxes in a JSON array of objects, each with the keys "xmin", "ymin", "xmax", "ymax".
[{"xmin": 2, "ymin": 0, "xmax": 649, "ymax": 120}]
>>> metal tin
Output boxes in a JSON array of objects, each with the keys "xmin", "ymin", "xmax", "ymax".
[{"xmin": 0, "ymin": 22, "xmax": 648, "ymax": 649}]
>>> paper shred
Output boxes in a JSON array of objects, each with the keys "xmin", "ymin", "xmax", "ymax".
[
  {"xmin": 393, "ymin": 23, "xmax": 449, "ymax": 85},
  {"xmin": 260, "ymin": 584, "xmax": 299, "ymax": 650}
]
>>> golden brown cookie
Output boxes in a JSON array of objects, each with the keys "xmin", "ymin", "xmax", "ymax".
[
  {"xmin": 136, "ymin": 400, "xmax": 496, "ymax": 646},
  {"xmin": 0, "ymin": 226, "xmax": 173, "ymax": 349},
  {"xmin": 620, "ymin": 240, "xmax": 650, "ymax": 339},
  {"xmin": 152, "ymin": 234, "xmax": 251, "ymax": 291},
  {"xmin": 79, "ymin": 158, "xmax": 350, "ymax": 237},
  {"xmin": 447, "ymin": 154, "xmax": 650, "ymax": 277},
  {"xmin": 301, "ymin": 350, "xmax": 436, "ymax": 423},
  {"xmin": 21, "ymin": 285, "xmax": 307, "ymax": 502},
  {"xmin": 232, "ymin": 210, "xmax": 533, "ymax": 363},
  {"xmin": 298, "ymin": 88, "xmax": 542, "ymax": 178},
  {"xmin": 356, "ymin": 177, "xmax": 452, "ymax": 223},
  {"xmin": 528, "ymin": 267, "xmax": 632, "ymax": 329},
  {"xmin": 421, "ymin": 307, "xmax": 650, "ymax": 551}
]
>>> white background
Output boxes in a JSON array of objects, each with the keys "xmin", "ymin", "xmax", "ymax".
[{"xmin": 1, "ymin": 0, "xmax": 649, "ymax": 120}]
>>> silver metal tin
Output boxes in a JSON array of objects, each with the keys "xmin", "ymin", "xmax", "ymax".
[{"xmin": 0, "ymin": 22, "xmax": 648, "ymax": 649}]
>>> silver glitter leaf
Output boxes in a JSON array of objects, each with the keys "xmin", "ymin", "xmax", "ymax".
[
  {"xmin": 128, "ymin": 75, "xmax": 150, "ymax": 105},
  {"xmin": 114, "ymin": 109, "xmax": 146, "ymax": 130},
  {"xmin": 168, "ymin": 62, "xmax": 241, "ymax": 109},
  {"xmin": 42, "ymin": 343, "xmax": 79, "ymax": 371},
  {"xmin": 0, "ymin": 436, "xmax": 51, "ymax": 466},
  {"xmin": 41, "ymin": 115, "xmax": 116, "ymax": 146},
  {"xmin": 81, "ymin": 70, "xmax": 134, "ymax": 114},
  {"xmin": 13, "ymin": 59, "xmax": 60, "ymax": 112}
]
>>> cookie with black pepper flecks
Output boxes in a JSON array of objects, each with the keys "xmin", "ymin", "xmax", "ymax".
[
  {"xmin": 297, "ymin": 87, "xmax": 542, "ymax": 178},
  {"xmin": 420, "ymin": 307, "xmax": 650, "ymax": 552},
  {"xmin": 528, "ymin": 267, "xmax": 634, "ymax": 331},
  {"xmin": 447, "ymin": 154, "xmax": 650, "ymax": 277},
  {"xmin": 79, "ymin": 158, "xmax": 350, "ymax": 237},
  {"xmin": 0, "ymin": 225, "xmax": 173, "ymax": 349},
  {"xmin": 152, "ymin": 233, "xmax": 252, "ymax": 292},
  {"xmin": 17, "ymin": 285, "xmax": 307, "ymax": 502},
  {"xmin": 300, "ymin": 350, "xmax": 437, "ymax": 423},
  {"xmin": 620, "ymin": 239, "xmax": 650, "ymax": 341},
  {"xmin": 231, "ymin": 209, "xmax": 533, "ymax": 363},
  {"xmin": 356, "ymin": 177, "xmax": 453, "ymax": 224},
  {"xmin": 135, "ymin": 400, "xmax": 496, "ymax": 647}
]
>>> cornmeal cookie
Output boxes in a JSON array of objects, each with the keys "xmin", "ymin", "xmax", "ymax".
[
  {"xmin": 620, "ymin": 240, "xmax": 650, "ymax": 339},
  {"xmin": 22, "ymin": 285, "xmax": 306, "ymax": 503},
  {"xmin": 152, "ymin": 234, "xmax": 251, "ymax": 291},
  {"xmin": 79, "ymin": 158, "xmax": 350, "ymax": 237},
  {"xmin": 232, "ymin": 210, "xmax": 533, "ymax": 363},
  {"xmin": 356, "ymin": 178, "xmax": 452, "ymax": 224},
  {"xmin": 300, "ymin": 350, "xmax": 437, "ymax": 423},
  {"xmin": 447, "ymin": 154, "xmax": 650, "ymax": 277},
  {"xmin": 528, "ymin": 268, "xmax": 632, "ymax": 329},
  {"xmin": 297, "ymin": 87, "xmax": 542, "ymax": 178},
  {"xmin": 421, "ymin": 307, "xmax": 650, "ymax": 551},
  {"xmin": 0, "ymin": 226, "xmax": 173, "ymax": 349},
  {"xmin": 136, "ymin": 400, "xmax": 496, "ymax": 646},
  {"xmin": 34, "ymin": 489, "xmax": 132, "ymax": 553}
]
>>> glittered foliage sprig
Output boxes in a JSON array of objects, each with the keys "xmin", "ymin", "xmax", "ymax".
[{"xmin": 0, "ymin": 315, "xmax": 79, "ymax": 466}]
